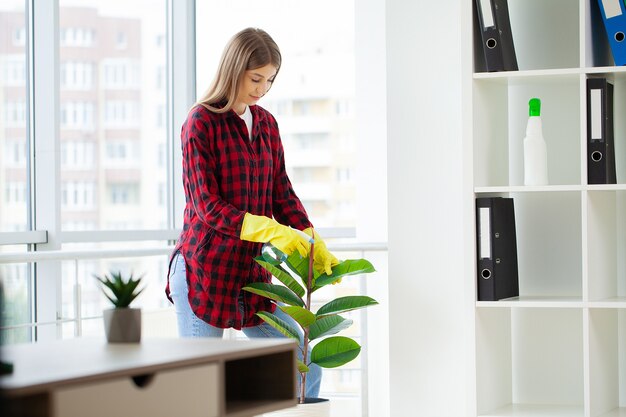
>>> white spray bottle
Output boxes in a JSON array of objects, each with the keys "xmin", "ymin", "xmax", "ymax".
[{"xmin": 523, "ymin": 98, "xmax": 548, "ymax": 186}]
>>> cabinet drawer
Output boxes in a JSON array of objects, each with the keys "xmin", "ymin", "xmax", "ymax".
[{"xmin": 52, "ymin": 363, "xmax": 220, "ymax": 417}]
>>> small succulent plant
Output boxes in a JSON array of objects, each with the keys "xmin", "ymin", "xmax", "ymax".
[{"xmin": 94, "ymin": 270, "xmax": 145, "ymax": 308}]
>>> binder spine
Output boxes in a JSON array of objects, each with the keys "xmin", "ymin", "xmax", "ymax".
[
  {"xmin": 597, "ymin": 0, "xmax": 626, "ymax": 66},
  {"xmin": 474, "ymin": 0, "xmax": 518, "ymax": 72},
  {"xmin": 476, "ymin": 197, "xmax": 519, "ymax": 301},
  {"xmin": 586, "ymin": 78, "xmax": 617, "ymax": 184},
  {"xmin": 476, "ymin": 201, "xmax": 496, "ymax": 301},
  {"xmin": 493, "ymin": 0, "xmax": 518, "ymax": 71},
  {"xmin": 475, "ymin": 0, "xmax": 504, "ymax": 71}
]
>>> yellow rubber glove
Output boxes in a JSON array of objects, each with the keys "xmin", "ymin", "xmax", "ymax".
[
  {"xmin": 240, "ymin": 213, "xmax": 311, "ymax": 258},
  {"xmin": 303, "ymin": 227, "xmax": 340, "ymax": 277}
]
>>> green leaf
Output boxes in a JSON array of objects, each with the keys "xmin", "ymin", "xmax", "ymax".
[
  {"xmin": 314, "ymin": 259, "xmax": 376, "ymax": 287},
  {"xmin": 94, "ymin": 270, "xmax": 144, "ymax": 308},
  {"xmin": 254, "ymin": 257, "xmax": 305, "ymax": 298},
  {"xmin": 309, "ymin": 315, "xmax": 353, "ymax": 340},
  {"xmin": 279, "ymin": 305, "xmax": 316, "ymax": 328},
  {"xmin": 316, "ymin": 296, "xmax": 378, "ymax": 317},
  {"xmin": 296, "ymin": 360, "xmax": 310, "ymax": 374},
  {"xmin": 310, "ymin": 336, "xmax": 361, "ymax": 368},
  {"xmin": 242, "ymin": 283, "xmax": 304, "ymax": 307},
  {"xmin": 256, "ymin": 311, "xmax": 301, "ymax": 341},
  {"xmin": 284, "ymin": 252, "xmax": 318, "ymax": 285},
  {"xmin": 260, "ymin": 244, "xmax": 286, "ymax": 265}
]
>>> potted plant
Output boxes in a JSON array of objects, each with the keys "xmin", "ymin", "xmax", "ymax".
[
  {"xmin": 94, "ymin": 270, "xmax": 145, "ymax": 343},
  {"xmin": 243, "ymin": 242, "xmax": 378, "ymax": 415}
]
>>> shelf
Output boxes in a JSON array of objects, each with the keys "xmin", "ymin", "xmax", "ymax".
[
  {"xmin": 473, "ymin": 77, "xmax": 581, "ymax": 188},
  {"xmin": 476, "ymin": 309, "xmax": 583, "ymax": 414},
  {"xmin": 474, "ymin": 68, "xmax": 582, "ymax": 82},
  {"xmin": 478, "ymin": 404, "xmax": 584, "ymax": 417},
  {"xmin": 474, "ymin": 67, "xmax": 626, "ymax": 80},
  {"xmin": 589, "ymin": 298, "xmax": 626, "ymax": 308},
  {"xmin": 477, "ymin": 296, "xmax": 583, "ymax": 309},
  {"xmin": 471, "ymin": 1, "xmax": 626, "ymax": 416},
  {"xmin": 475, "ymin": 185, "xmax": 583, "ymax": 194},
  {"xmin": 596, "ymin": 408, "xmax": 626, "ymax": 417}
]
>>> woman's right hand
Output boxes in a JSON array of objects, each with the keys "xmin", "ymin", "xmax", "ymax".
[{"xmin": 240, "ymin": 213, "xmax": 311, "ymax": 257}]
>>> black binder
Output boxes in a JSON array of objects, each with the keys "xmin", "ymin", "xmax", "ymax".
[
  {"xmin": 587, "ymin": 78, "xmax": 617, "ymax": 184},
  {"xmin": 476, "ymin": 197, "xmax": 519, "ymax": 301},
  {"xmin": 474, "ymin": 0, "xmax": 518, "ymax": 72}
]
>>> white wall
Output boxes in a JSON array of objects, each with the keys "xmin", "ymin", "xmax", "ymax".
[
  {"xmin": 355, "ymin": 0, "xmax": 389, "ymax": 415},
  {"xmin": 386, "ymin": 0, "xmax": 469, "ymax": 415}
]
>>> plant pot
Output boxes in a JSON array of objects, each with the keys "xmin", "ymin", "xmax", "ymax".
[
  {"xmin": 260, "ymin": 398, "xmax": 330, "ymax": 417},
  {"xmin": 103, "ymin": 307, "xmax": 141, "ymax": 343}
]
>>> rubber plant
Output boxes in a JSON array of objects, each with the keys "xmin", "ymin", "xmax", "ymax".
[{"xmin": 243, "ymin": 241, "xmax": 378, "ymax": 403}]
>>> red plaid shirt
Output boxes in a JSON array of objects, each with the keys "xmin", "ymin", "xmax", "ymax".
[{"xmin": 165, "ymin": 104, "xmax": 312, "ymax": 329}]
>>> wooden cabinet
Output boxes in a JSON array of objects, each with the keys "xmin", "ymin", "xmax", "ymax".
[{"xmin": 0, "ymin": 337, "xmax": 297, "ymax": 417}]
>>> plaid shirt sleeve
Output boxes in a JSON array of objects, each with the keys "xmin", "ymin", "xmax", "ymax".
[{"xmin": 181, "ymin": 106, "xmax": 246, "ymax": 237}]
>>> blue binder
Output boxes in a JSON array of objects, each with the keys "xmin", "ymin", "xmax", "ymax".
[{"xmin": 597, "ymin": 0, "xmax": 626, "ymax": 66}]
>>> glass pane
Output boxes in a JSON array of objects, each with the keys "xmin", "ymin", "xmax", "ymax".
[
  {"xmin": 0, "ymin": 1, "xmax": 29, "ymax": 232},
  {"xmin": 60, "ymin": 243, "xmax": 173, "ymax": 339},
  {"xmin": 195, "ymin": 0, "xmax": 356, "ymax": 228},
  {"xmin": 59, "ymin": 1, "xmax": 167, "ymax": 231},
  {"xmin": 0, "ymin": 253, "xmax": 32, "ymax": 345}
]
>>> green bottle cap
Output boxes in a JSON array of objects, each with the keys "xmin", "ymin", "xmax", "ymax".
[{"xmin": 529, "ymin": 98, "xmax": 541, "ymax": 117}]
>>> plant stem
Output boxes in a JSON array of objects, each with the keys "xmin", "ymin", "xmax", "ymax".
[{"xmin": 299, "ymin": 240, "xmax": 315, "ymax": 404}]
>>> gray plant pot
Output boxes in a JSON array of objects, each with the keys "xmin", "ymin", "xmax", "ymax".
[{"xmin": 103, "ymin": 308, "xmax": 141, "ymax": 343}]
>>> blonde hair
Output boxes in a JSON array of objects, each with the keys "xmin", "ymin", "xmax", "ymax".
[{"xmin": 196, "ymin": 28, "xmax": 281, "ymax": 113}]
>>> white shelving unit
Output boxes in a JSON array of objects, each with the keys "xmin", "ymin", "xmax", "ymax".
[{"xmin": 470, "ymin": 1, "xmax": 626, "ymax": 416}]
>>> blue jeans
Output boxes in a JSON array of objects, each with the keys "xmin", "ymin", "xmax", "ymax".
[{"xmin": 168, "ymin": 252, "xmax": 321, "ymax": 398}]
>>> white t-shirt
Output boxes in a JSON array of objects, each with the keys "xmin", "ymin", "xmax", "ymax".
[{"xmin": 238, "ymin": 106, "xmax": 253, "ymax": 141}]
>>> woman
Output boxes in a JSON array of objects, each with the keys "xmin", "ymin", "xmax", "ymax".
[{"xmin": 166, "ymin": 28, "xmax": 339, "ymax": 399}]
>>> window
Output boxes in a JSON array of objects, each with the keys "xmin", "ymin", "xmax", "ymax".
[
  {"xmin": 2, "ymin": 55, "xmax": 26, "ymax": 86},
  {"xmin": 3, "ymin": 100, "xmax": 26, "ymax": 127},
  {"xmin": 61, "ymin": 141, "xmax": 95, "ymax": 169},
  {"xmin": 5, "ymin": 182, "xmax": 26, "ymax": 205},
  {"xmin": 58, "ymin": 0, "xmax": 166, "ymax": 232},
  {"xmin": 61, "ymin": 181, "xmax": 96, "ymax": 210},
  {"xmin": 104, "ymin": 100, "xmax": 140, "ymax": 127},
  {"xmin": 60, "ymin": 101, "xmax": 95, "ymax": 130},
  {"xmin": 116, "ymin": 31, "xmax": 127, "ymax": 49},
  {"xmin": 108, "ymin": 183, "xmax": 138, "ymax": 205},
  {"xmin": 102, "ymin": 59, "xmax": 140, "ymax": 89},
  {"xmin": 60, "ymin": 61, "xmax": 94, "ymax": 90},
  {"xmin": 104, "ymin": 139, "xmax": 139, "ymax": 166},
  {"xmin": 13, "ymin": 27, "xmax": 25, "ymax": 46},
  {"xmin": 4, "ymin": 139, "xmax": 27, "ymax": 167},
  {"xmin": 0, "ymin": 1, "xmax": 29, "ymax": 234},
  {"xmin": 0, "ymin": 1, "xmax": 31, "ymax": 346},
  {"xmin": 60, "ymin": 27, "xmax": 95, "ymax": 47}
]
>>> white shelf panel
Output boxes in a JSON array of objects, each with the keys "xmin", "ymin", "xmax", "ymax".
[
  {"xmin": 473, "ymin": 66, "xmax": 626, "ymax": 79},
  {"xmin": 479, "ymin": 404, "xmax": 583, "ymax": 417},
  {"xmin": 477, "ymin": 297, "xmax": 584, "ymax": 309},
  {"xmin": 475, "ymin": 186, "xmax": 583, "ymax": 194},
  {"xmin": 586, "ymin": 184, "xmax": 626, "ymax": 192},
  {"xmin": 475, "ymin": 185, "xmax": 626, "ymax": 194},
  {"xmin": 597, "ymin": 407, "xmax": 626, "ymax": 417},
  {"xmin": 474, "ymin": 68, "xmax": 582, "ymax": 82},
  {"xmin": 585, "ymin": 66, "xmax": 626, "ymax": 76},
  {"xmin": 589, "ymin": 297, "xmax": 626, "ymax": 309}
]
